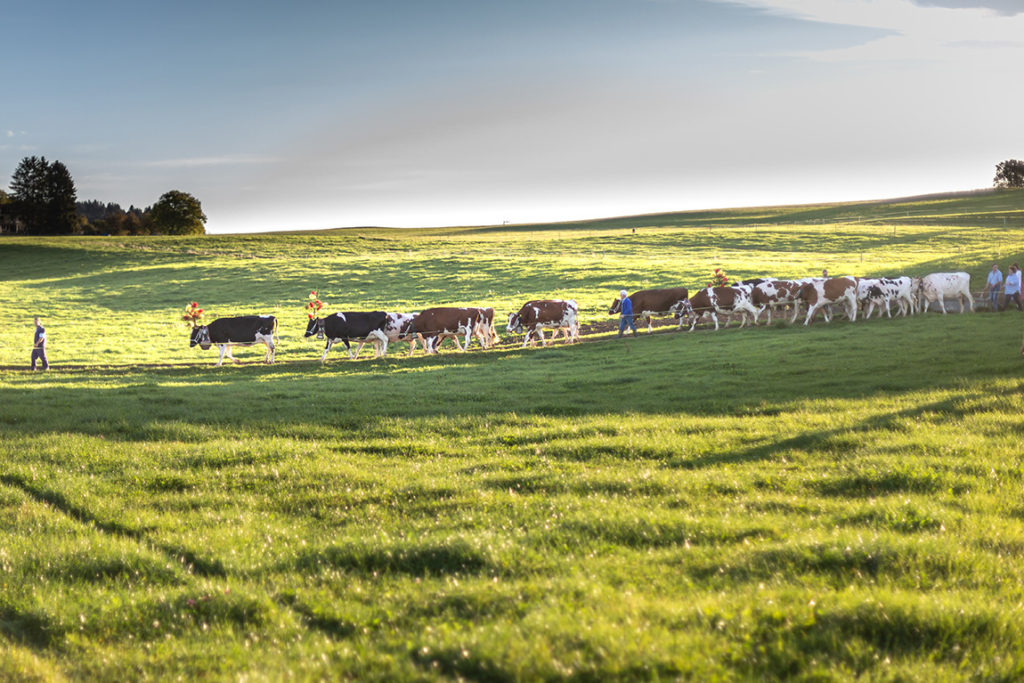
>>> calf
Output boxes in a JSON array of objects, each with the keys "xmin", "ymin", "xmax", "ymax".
[
  {"xmin": 304, "ymin": 312, "xmax": 389, "ymax": 361},
  {"xmin": 918, "ymin": 272, "xmax": 974, "ymax": 314},
  {"xmin": 671, "ymin": 285, "xmax": 762, "ymax": 332},
  {"xmin": 609, "ymin": 287, "xmax": 689, "ymax": 332},
  {"xmin": 189, "ymin": 315, "xmax": 277, "ymax": 366},
  {"xmin": 795, "ymin": 277, "xmax": 858, "ymax": 325},
  {"xmin": 507, "ymin": 299, "xmax": 579, "ymax": 347}
]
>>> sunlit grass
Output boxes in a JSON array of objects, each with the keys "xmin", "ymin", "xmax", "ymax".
[{"xmin": 3, "ymin": 190, "xmax": 1024, "ymax": 679}]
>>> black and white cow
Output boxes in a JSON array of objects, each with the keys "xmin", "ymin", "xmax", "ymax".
[
  {"xmin": 189, "ymin": 315, "xmax": 277, "ymax": 366},
  {"xmin": 304, "ymin": 312, "xmax": 389, "ymax": 361}
]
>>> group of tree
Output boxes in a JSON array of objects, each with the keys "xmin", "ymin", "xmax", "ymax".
[
  {"xmin": 1, "ymin": 156, "xmax": 206, "ymax": 235},
  {"xmin": 994, "ymin": 159, "xmax": 1024, "ymax": 189}
]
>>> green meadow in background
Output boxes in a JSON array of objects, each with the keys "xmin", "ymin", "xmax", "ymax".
[{"xmin": 2, "ymin": 190, "xmax": 1024, "ymax": 680}]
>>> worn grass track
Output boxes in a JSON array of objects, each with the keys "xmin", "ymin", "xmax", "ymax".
[{"xmin": 2, "ymin": 190, "xmax": 1024, "ymax": 680}]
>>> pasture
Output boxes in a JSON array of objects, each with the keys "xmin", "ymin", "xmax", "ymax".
[{"xmin": 3, "ymin": 190, "xmax": 1024, "ymax": 680}]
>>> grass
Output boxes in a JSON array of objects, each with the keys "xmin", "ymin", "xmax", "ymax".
[{"xmin": 2, "ymin": 189, "xmax": 1024, "ymax": 679}]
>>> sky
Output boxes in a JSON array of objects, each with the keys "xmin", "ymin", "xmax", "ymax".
[{"xmin": 2, "ymin": 0, "xmax": 1023, "ymax": 233}]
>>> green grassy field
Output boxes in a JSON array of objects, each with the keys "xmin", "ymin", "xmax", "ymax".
[{"xmin": 3, "ymin": 190, "xmax": 1024, "ymax": 680}]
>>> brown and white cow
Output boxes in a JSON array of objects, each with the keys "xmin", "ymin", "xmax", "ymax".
[
  {"xmin": 795, "ymin": 277, "xmax": 858, "ymax": 325},
  {"xmin": 608, "ymin": 287, "xmax": 689, "ymax": 332},
  {"xmin": 507, "ymin": 299, "xmax": 579, "ymax": 347},
  {"xmin": 670, "ymin": 285, "xmax": 763, "ymax": 332},
  {"xmin": 750, "ymin": 279, "xmax": 802, "ymax": 325},
  {"xmin": 408, "ymin": 307, "xmax": 483, "ymax": 354},
  {"xmin": 468, "ymin": 307, "xmax": 500, "ymax": 349},
  {"xmin": 381, "ymin": 312, "xmax": 431, "ymax": 356}
]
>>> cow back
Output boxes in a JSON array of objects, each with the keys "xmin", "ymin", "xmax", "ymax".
[
  {"xmin": 517, "ymin": 299, "xmax": 576, "ymax": 327},
  {"xmin": 411, "ymin": 307, "xmax": 475, "ymax": 335},
  {"xmin": 324, "ymin": 311, "xmax": 388, "ymax": 339},
  {"xmin": 631, "ymin": 287, "xmax": 689, "ymax": 314},
  {"xmin": 207, "ymin": 316, "xmax": 275, "ymax": 344}
]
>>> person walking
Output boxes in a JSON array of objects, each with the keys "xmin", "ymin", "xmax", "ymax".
[
  {"xmin": 31, "ymin": 317, "xmax": 48, "ymax": 371},
  {"xmin": 617, "ymin": 290, "xmax": 637, "ymax": 337},
  {"xmin": 1005, "ymin": 263, "xmax": 1022, "ymax": 311},
  {"xmin": 986, "ymin": 263, "xmax": 1003, "ymax": 311}
]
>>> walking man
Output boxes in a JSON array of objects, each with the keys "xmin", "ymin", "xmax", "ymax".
[
  {"xmin": 31, "ymin": 317, "xmax": 49, "ymax": 371},
  {"xmin": 986, "ymin": 263, "xmax": 1003, "ymax": 311},
  {"xmin": 617, "ymin": 290, "xmax": 637, "ymax": 337}
]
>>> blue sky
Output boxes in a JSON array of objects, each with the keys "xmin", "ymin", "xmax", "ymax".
[{"xmin": 3, "ymin": 0, "xmax": 1022, "ymax": 232}]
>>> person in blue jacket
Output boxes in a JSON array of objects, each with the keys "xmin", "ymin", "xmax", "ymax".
[
  {"xmin": 618, "ymin": 290, "xmax": 637, "ymax": 337},
  {"xmin": 986, "ymin": 263, "xmax": 1003, "ymax": 311}
]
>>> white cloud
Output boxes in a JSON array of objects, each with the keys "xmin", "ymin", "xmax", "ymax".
[
  {"xmin": 139, "ymin": 155, "xmax": 277, "ymax": 169},
  {"xmin": 716, "ymin": 0, "xmax": 1024, "ymax": 62}
]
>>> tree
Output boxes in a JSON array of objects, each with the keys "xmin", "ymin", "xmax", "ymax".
[
  {"xmin": 9, "ymin": 156, "xmax": 78, "ymax": 234},
  {"xmin": 44, "ymin": 161, "xmax": 78, "ymax": 234},
  {"xmin": 148, "ymin": 190, "xmax": 207, "ymax": 235},
  {"xmin": 994, "ymin": 159, "xmax": 1024, "ymax": 189}
]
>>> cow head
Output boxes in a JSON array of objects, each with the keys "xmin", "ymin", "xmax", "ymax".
[
  {"xmin": 507, "ymin": 312, "xmax": 522, "ymax": 333},
  {"xmin": 304, "ymin": 317, "xmax": 325, "ymax": 340},
  {"xmin": 189, "ymin": 325, "xmax": 211, "ymax": 350},
  {"xmin": 670, "ymin": 299, "xmax": 693, "ymax": 320},
  {"xmin": 608, "ymin": 297, "xmax": 622, "ymax": 315}
]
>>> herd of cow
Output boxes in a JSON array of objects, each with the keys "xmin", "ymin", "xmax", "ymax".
[{"xmin": 186, "ymin": 271, "xmax": 975, "ymax": 365}]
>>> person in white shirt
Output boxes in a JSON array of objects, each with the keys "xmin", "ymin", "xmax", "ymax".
[{"xmin": 1004, "ymin": 263, "xmax": 1022, "ymax": 312}]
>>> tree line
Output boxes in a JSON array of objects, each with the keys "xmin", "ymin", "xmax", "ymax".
[{"xmin": 0, "ymin": 156, "xmax": 206, "ymax": 235}]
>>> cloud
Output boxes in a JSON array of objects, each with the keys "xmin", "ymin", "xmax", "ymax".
[
  {"xmin": 910, "ymin": 0, "xmax": 1024, "ymax": 15},
  {"xmin": 713, "ymin": 0, "xmax": 1024, "ymax": 62},
  {"xmin": 139, "ymin": 154, "xmax": 277, "ymax": 169}
]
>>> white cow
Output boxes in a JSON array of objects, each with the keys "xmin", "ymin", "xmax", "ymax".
[
  {"xmin": 859, "ymin": 276, "xmax": 915, "ymax": 318},
  {"xmin": 918, "ymin": 272, "xmax": 974, "ymax": 314}
]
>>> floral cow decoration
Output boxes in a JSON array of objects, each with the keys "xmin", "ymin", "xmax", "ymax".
[
  {"xmin": 707, "ymin": 268, "xmax": 729, "ymax": 288},
  {"xmin": 182, "ymin": 302, "xmax": 205, "ymax": 328},
  {"xmin": 306, "ymin": 291, "xmax": 326, "ymax": 319}
]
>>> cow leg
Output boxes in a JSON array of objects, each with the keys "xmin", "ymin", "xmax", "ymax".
[
  {"xmin": 803, "ymin": 304, "xmax": 818, "ymax": 326},
  {"xmin": 884, "ymin": 300, "xmax": 892, "ymax": 318},
  {"xmin": 963, "ymin": 290, "xmax": 974, "ymax": 313},
  {"xmin": 264, "ymin": 338, "xmax": 275, "ymax": 363},
  {"xmin": 644, "ymin": 315, "xmax": 653, "ymax": 333},
  {"xmin": 225, "ymin": 345, "xmax": 240, "ymax": 364},
  {"xmin": 216, "ymin": 345, "xmax": 227, "ymax": 366},
  {"xmin": 321, "ymin": 340, "xmax": 334, "ymax": 362},
  {"xmin": 939, "ymin": 294, "xmax": 948, "ymax": 314}
]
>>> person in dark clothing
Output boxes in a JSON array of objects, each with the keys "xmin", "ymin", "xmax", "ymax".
[
  {"xmin": 31, "ymin": 317, "xmax": 48, "ymax": 370},
  {"xmin": 617, "ymin": 290, "xmax": 637, "ymax": 337}
]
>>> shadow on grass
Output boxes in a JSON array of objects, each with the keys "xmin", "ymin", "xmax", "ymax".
[{"xmin": 0, "ymin": 313, "xmax": 1019, "ymax": 449}]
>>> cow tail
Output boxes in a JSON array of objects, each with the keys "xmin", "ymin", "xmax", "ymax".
[{"xmin": 273, "ymin": 317, "xmax": 280, "ymax": 347}]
